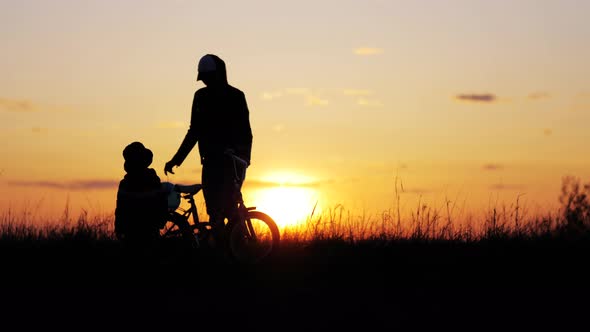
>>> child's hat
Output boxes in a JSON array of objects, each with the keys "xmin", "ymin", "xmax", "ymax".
[{"xmin": 123, "ymin": 141, "xmax": 153, "ymax": 170}]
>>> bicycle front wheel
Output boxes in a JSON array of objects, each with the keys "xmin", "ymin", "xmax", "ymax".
[
  {"xmin": 227, "ymin": 211, "xmax": 280, "ymax": 264},
  {"xmin": 160, "ymin": 212, "xmax": 186, "ymax": 238}
]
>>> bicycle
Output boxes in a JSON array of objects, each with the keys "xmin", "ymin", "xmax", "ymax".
[{"xmin": 160, "ymin": 153, "xmax": 280, "ymax": 264}]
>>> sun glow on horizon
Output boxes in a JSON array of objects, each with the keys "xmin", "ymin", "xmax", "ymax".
[
  {"xmin": 260, "ymin": 171, "xmax": 317, "ymax": 186},
  {"xmin": 246, "ymin": 171, "xmax": 321, "ymax": 227},
  {"xmin": 248, "ymin": 186, "xmax": 320, "ymax": 228}
]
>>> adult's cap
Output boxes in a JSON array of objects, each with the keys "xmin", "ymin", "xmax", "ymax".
[{"xmin": 197, "ymin": 54, "xmax": 217, "ymax": 81}]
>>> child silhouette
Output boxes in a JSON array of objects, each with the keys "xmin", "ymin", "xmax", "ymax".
[{"xmin": 115, "ymin": 142, "xmax": 167, "ymax": 246}]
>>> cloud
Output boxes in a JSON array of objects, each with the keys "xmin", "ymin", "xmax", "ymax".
[
  {"xmin": 260, "ymin": 88, "xmax": 334, "ymax": 107},
  {"xmin": 489, "ymin": 183, "xmax": 525, "ymax": 191},
  {"xmin": 342, "ymin": 89, "xmax": 382, "ymax": 107},
  {"xmin": 306, "ymin": 95, "xmax": 329, "ymax": 107},
  {"xmin": 528, "ymin": 92, "xmax": 550, "ymax": 100},
  {"xmin": 8, "ymin": 180, "xmax": 119, "ymax": 190},
  {"xmin": 260, "ymin": 88, "xmax": 318, "ymax": 105},
  {"xmin": 354, "ymin": 47, "xmax": 384, "ymax": 55},
  {"xmin": 543, "ymin": 128, "xmax": 553, "ymax": 136},
  {"xmin": 455, "ymin": 94, "xmax": 497, "ymax": 103},
  {"xmin": 343, "ymin": 89, "xmax": 374, "ymax": 96},
  {"xmin": 483, "ymin": 163, "xmax": 503, "ymax": 171},
  {"xmin": 0, "ymin": 98, "xmax": 36, "ymax": 112},
  {"xmin": 261, "ymin": 91, "xmax": 284, "ymax": 101},
  {"xmin": 357, "ymin": 98, "xmax": 383, "ymax": 107}
]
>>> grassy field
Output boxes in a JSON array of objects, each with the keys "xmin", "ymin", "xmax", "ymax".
[{"xmin": 2, "ymin": 177, "xmax": 590, "ymax": 330}]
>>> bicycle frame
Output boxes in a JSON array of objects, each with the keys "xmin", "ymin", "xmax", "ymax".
[
  {"xmin": 163, "ymin": 153, "xmax": 279, "ymax": 261},
  {"xmin": 182, "ymin": 191, "xmax": 201, "ymax": 224},
  {"xmin": 167, "ymin": 152, "xmax": 253, "ymax": 242}
]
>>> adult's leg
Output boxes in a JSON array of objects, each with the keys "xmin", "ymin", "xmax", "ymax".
[{"xmin": 202, "ymin": 161, "xmax": 229, "ymax": 248}]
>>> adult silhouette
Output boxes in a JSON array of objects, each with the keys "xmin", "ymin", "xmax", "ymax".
[{"xmin": 165, "ymin": 54, "xmax": 253, "ymax": 245}]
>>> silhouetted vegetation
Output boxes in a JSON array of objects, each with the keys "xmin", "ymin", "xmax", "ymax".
[
  {"xmin": 1, "ymin": 177, "xmax": 589, "ymax": 330},
  {"xmin": 2, "ymin": 177, "xmax": 590, "ymax": 245}
]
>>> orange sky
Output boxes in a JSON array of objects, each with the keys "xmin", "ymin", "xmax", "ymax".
[{"xmin": 1, "ymin": 0, "xmax": 590, "ymax": 226}]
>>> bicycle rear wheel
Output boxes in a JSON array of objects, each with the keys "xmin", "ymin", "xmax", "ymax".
[{"xmin": 227, "ymin": 211, "xmax": 280, "ymax": 264}]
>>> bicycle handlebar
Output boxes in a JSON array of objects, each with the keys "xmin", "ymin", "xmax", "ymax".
[
  {"xmin": 224, "ymin": 150, "xmax": 248, "ymax": 185},
  {"xmin": 170, "ymin": 152, "xmax": 247, "ymax": 197},
  {"xmin": 224, "ymin": 150, "xmax": 249, "ymax": 168},
  {"xmin": 174, "ymin": 184, "xmax": 203, "ymax": 195}
]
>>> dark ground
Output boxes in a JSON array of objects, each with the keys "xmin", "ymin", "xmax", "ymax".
[{"xmin": 1, "ymin": 238, "xmax": 589, "ymax": 331}]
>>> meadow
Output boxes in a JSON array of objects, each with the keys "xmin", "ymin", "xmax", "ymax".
[{"xmin": 1, "ymin": 176, "xmax": 589, "ymax": 330}]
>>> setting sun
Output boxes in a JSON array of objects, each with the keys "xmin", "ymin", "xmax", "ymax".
[
  {"xmin": 246, "ymin": 171, "xmax": 321, "ymax": 228},
  {"xmin": 248, "ymin": 186, "xmax": 319, "ymax": 228}
]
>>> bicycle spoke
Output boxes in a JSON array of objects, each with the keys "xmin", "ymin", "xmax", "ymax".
[
  {"xmin": 228, "ymin": 211, "xmax": 279, "ymax": 264},
  {"xmin": 246, "ymin": 219, "xmax": 257, "ymax": 241}
]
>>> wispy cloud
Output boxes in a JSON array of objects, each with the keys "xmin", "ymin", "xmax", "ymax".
[
  {"xmin": 490, "ymin": 183, "xmax": 525, "ymax": 191},
  {"xmin": 8, "ymin": 180, "xmax": 119, "ymax": 190},
  {"xmin": 528, "ymin": 92, "xmax": 551, "ymax": 100},
  {"xmin": 455, "ymin": 93, "xmax": 497, "ymax": 103},
  {"xmin": 306, "ymin": 95, "xmax": 329, "ymax": 107},
  {"xmin": 483, "ymin": 163, "xmax": 503, "ymax": 171},
  {"xmin": 343, "ymin": 89, "xmax": 374, "ymax": 96},
  {"xmin": 354, "ymin": 47, "xmax": 384, "ymax": 55},
  {"xmin": 260, "ymin": 88, "xmax": 339, "ymax": 108},
  {"xmin": 0, "ymin": 98, "xmax": 36, "ymax": 112},
  {"xmin": 261, "ymin": 91, "xmax": 284, "ymax": 101},
  {"xmin": 261, "ymin": 88, "xmax": 323, "ymax": 105},
  {"xmin": 357, "ymin": 98, "xmax": 383, "ymax": 107}
]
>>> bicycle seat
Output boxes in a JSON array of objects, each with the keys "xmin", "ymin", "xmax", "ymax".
[{"xmin": 175, "ymin": 184, "xmax": 203, "ymax": 195}]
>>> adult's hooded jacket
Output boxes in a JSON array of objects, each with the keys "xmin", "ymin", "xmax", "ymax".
[{"xmin": 170, "ymin": 55, "xmax": 253, "ymax": 167}]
